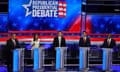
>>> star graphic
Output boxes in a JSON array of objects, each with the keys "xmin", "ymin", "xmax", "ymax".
[{"xmin": 22, "ymin": 0, "xmax": 32, "ymax": 16}]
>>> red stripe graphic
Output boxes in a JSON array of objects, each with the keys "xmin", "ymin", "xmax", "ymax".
[{"xmin": 58, "ymin": 1, "xmax": 66, "ymax": 17}]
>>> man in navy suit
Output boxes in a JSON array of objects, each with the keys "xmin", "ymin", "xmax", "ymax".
[
  {"xmin": 102, "ymin": 34, "xmax": 116, "ymax": 48},
  {"xmin": 79, "ymin": 31, "xmax": 91, "ymax": 69},
  {"xmin": 101, "ymin": 34, "xmax": 116, "ymax": 72},
  {"xmin": 79, "ymin": 31, "xmax": 91, "ymax": 47}
]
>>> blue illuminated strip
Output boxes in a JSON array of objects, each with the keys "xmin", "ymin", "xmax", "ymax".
[
  {"xmin": 79, "ymin": 48, "xmax": 83, "ymax": 70},
  {"xmin": 56, "ymin": 47, "xmax": 61, "ymax": 70},
  {"xmin": 102, "ymin": 49, "xmax": 106, "ymax": 70},
  {"xmin": 34, "ymin": 48, "xmax": 39, "ymax": 70},
  {"xmin": 13, "ymin": 49, "xmax": 19, "ymax": 72}
]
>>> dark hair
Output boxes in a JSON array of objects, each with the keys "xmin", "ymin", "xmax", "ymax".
[
  {"xmin": 10, "ymin": 33, "xmax": 16, "ymax": 36},
  {"xmin": 108, "ymin": 34, "xmax": 112, "ymax": 38},
  {"xmin": 58, "ymin": 31, "xmax": 62, "ymax": 33},
  {"xmin": 33, "ymin": 34, "xmax": 38, "ymax": 41},
  {"xmin": 83, "ymin": 31, "xmax": 86, "ymax": 33}
]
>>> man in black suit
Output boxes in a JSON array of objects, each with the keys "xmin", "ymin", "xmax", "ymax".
[
  {"xmin": 79, "ymin": 31, "xmax": 91, "ymax": 47},
  {"xmin": 52, "ymin": 31, "xmax": 66, "ymax": 66},
  {"xmin": 102, "ymin": 34, "xmax": 116, "ymax": 48},
  {"xmin": 53, "ymin": 31, "xmax": 66, "ymax": 47},
  {"xmin": 5, "ymin": 33, "xmax": 19, "ymax": 72}
]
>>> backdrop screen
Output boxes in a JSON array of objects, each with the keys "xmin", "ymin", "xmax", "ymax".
[
  {"xmin": 86, "ymin": 15, "xmax": 120, "ymax": 34},
  {"xmin": 9, "ymin": 0, "xmax": 81, "ymax": 31},
  {"xmin": 0, "ymin": 14, "xmax": 8, "ymax": 32}
]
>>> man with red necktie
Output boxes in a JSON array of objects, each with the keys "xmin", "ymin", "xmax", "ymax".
[
  {"xmin": 79, "ymin": 31, "xmax": 91, "ymax": 69},
  {"xmin": 79, "ymin": 31, "xmax": 91, "ymax": 47}
]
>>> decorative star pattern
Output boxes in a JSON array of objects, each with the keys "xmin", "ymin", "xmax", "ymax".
[{"xmin": 22, "ymin": 0, "xmax": 32, "ymax": 16}]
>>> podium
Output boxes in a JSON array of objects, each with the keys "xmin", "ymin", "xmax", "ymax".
[
  {"xmin": 79, "ymin": 47, "xmax": 90, "ymax": 71},
  {"xmin": 33, "ymin": 47, "xmax": 44, "ymax": 72},
  {"xmin": 13, "ymin": 48, "xmax": 24, "ymax": 72},
  {"xmin": 102, "ymin": 48, "xmax": 112, "ymax": 71},
  {"xmin": 56, "ymin": 47, "xmax": 67, "ymax": 71}
]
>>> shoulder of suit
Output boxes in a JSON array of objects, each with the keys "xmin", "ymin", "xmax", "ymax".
[
  {"xmin": 80, "ymin": 37, "xmax": 83, "ymax": 39},
  {"xmin": 15, "ymin": 38, "xmax": 18, "ymax": 40},
  {"xmin": 104, "ymin": 39, "xmax": 107, "ymax": 42},
  {"xmin": 7, "ymin": 38, "xmax": 11, "ymax": 41},
  {"xmin": 62, "ymin": 36, "xmax": 65, "ymax": 38},
  {"xmin": 80, "ymin": 37, "xmax": 83, "ymax": 38},
  {"xmin": 105, "ymin": 38, "xmax": 108, "ymax": 40},
  {"xmin": 112, "ymin": 39, "xmax": 115, "ymax": 41},
  {"xmin": 55, "ymin": 36, "xmax": 58, "ymax": 38},
  {"xmin": 54, "ymin": 36, "xmax": 58, "ymax": 39}
]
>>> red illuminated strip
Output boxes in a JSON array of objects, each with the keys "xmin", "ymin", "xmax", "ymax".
[{"xmin": 1, "ymin": 36, "xmax": 120, "ymax": 42}]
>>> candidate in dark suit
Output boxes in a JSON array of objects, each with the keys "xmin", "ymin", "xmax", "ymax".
[
  {"xmin": 5, "ymin": 34, "xmax": 19, "ymax": 72},
  {"xmin": 79, "ymin": 31, "xmax": 91, "ymax": 68},
  {"xmin": 52, "ymin": 31, "xmax": 66, "ymax": 65},
  {"xmin": 79, "ymin": 31, "xmax": 91, "ymax": 47},
  {"xmin": 53, "ymin": 31, "xmax": 66, "ymax": 47},
  {"xmin": 102, "ymin": 34, "xmax": 116, "ymax": 48}
]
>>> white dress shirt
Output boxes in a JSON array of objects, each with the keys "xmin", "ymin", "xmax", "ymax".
[
  {"xmin": 107, "ymin": 38, "xmax": 111, "ymax": 45},
  {"xmin": 58, "ymin": 36, "xmax": 62, "ymax": 47},
  {"xmin": 12, "ymin": 39, "xmax": 16, "ymax": 46}
]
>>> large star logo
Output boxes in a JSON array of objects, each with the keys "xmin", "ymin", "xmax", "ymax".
[{"xmin": 22, "ymin": 0, "xmax": 32, "ymax": 16}]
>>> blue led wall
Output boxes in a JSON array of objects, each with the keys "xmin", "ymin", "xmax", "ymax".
[
  {"xmin": 0, "ymin": 14, "xmax": 8, "ymax": 32},
  {"xmin": 87, "ymin": 15, "xmax": 120, "ymax": 34},
  {"xmin": 0, "ymin": 0, "xmax": 120, "ymax": 34}
]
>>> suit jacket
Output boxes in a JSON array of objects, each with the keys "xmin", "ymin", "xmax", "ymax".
[
  {"xmin": 102, "ymin": 38, "xmax": 116, "ymax": 48},
  {"xmin": 53, "ymin": 36, "xmax": 66, "ymax": 48},
  {"xmin": 3, "ymin": 38, "xmax": 19, "ymax": 59},
  {"xmin": 79, "ymin": 37, "xmax": 91, "ymax": 47},
  {"xmin": 6, "ymin": 38, "xmax": 19, "ymax": 52}
]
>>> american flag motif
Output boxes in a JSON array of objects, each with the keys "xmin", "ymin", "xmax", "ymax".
[{"xmin": 58, "ymin": 1, "xmax": 67, "ymax": 17}]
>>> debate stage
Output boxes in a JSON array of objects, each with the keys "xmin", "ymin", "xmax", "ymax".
[
  {"xmin": 0, "ymin": 31, "xmax": 120, "ymax": 72},
  {"xmin": 0, "ymin": 0, "xmax": 120, "ymax": 72}
]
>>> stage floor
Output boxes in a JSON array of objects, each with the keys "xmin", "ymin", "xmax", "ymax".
[{"xmin": 0, "ymin": 65, "xmax": 120, "ymax": 72}]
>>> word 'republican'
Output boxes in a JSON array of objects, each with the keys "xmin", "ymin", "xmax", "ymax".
[{"xmin": 32, "ymin": 1, "xmax": 58, "ymax": 17}]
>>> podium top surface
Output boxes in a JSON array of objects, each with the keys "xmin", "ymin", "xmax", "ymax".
[
  {"xmin": 15, "ymin": 48, "xmax": 25, "ymax": 50},
  {"xmin": 33, "ymin": 47, "xmax": 45, "ymax": 50},
  {"xmin": 55, "ymin": 47, "xmax": 68, "ymax": 50},
  {"xmin": 102, "ymin": 48, "xmax": 112, "ymax": 50},
  {"xmin": 55, "ymin": 47, "xmax": 67, "ymax": 48},
  {"xmin": 79, "ymin": 47, "xmax": 90, "ymax": 49}
]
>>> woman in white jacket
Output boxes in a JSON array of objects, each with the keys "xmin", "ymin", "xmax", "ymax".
[
  {"xmin": 31, "ymin": 34, "xmax": 40, "ymax": 58},
  {"xmin": 31, "ymin": 34, "xmax": 40, "ymax": 50}
]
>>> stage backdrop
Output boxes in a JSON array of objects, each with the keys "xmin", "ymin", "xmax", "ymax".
[
  {"xmin": 0, "ymin": 14, "xmax": 8, "ymax": 33},
  {"xmin": 0, "ymin": 0, "xmax": 120, "ymax": 34},
  {"xmin": 9, "ymin": 0, "xmax": 81, "ymax": 32},
  {"xmin": 86, "ymin": 15, "xmax": 120, "ymax": 34}
]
